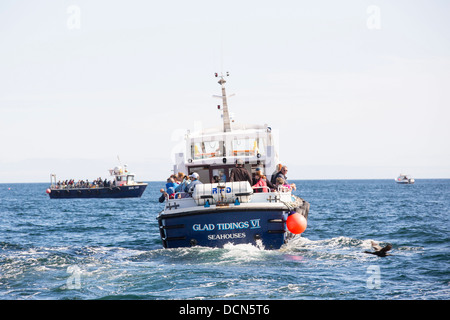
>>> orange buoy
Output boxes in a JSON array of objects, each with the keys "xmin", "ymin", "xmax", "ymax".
[
  {"xmin": 46, "ymin": 188, "xmax": 51, "ymax": 194},
  {"xmin": 286, "ymin": 212, "xmax": 307, "ymax": 234}
]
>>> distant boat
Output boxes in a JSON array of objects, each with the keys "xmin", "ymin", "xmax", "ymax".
[
  {"xmin": 395, "ymin": 174, "xmax": 415, "ymax": 184},
  {"xmin": 46, "ymin": 164, "xmax": 147, "ymax": 199}
]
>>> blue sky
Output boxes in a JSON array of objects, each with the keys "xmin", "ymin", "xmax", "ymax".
[{"xmin": 1, "ymin": 0, "xmax": 449, "ymax": 182}]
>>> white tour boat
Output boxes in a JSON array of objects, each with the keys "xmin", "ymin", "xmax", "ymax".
[{"xmin": 157, "ymin": 73, "xmax": 310, "ymax": 249}]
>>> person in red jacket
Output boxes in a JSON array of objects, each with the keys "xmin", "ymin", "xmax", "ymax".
[{"xmin": 252, "ymin": 172, "xmax": 268, "ymax": 193}]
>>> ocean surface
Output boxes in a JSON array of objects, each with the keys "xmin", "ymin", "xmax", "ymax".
[{"xmin": 0, "ymin": 180, "xmax": 448, "ymax": 300}]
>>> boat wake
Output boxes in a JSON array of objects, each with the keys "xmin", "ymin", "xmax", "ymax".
[{"xmin": 135, "ymin": 236, "xmax": 394, "ymax": 266}]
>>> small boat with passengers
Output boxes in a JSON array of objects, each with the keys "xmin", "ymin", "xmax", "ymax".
[
  {"xmin": 157, "ymin": 73, "xmax": 310, "ymax": 250},
  {"xmin": 395, "ymin": 173, "xmax": 415, "ymax": 184},
  {"xmin": 46, "ymin": 164, "xmax": 147, "ymax": 199}
]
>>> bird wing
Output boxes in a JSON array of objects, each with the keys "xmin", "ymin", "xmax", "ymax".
[
  {"xmin": 371, "ymin": 241, "xmax": 382, "ymax": 251},
  {"xmin": 380, "ymin": 244, "xmax": 392, "ymax": 253}
]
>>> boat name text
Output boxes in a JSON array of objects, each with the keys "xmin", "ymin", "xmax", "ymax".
[
  {"xmin": 208, "ymin": 232, "xmax": 246, "ymax": 240},
  {"xmin": 193, "ymin": 219, "xmax": 261, "ymax": 232}
]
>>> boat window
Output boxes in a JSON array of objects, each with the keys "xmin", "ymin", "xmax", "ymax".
[
  {"xmin": 231, "ymin": 137, "xmax": 265, "ymax": 157},
  {"xmin": 212, "ymin": 168, "xmax": 227, "ymax": 183},
  {"xmin": 191, "ymin": 140, "xmax": 223, "ymax": 160},
  {"xmin": 188, "ymin": 166, "xmax": 210, "ymax": 183},
  {"xmin": 127, "ymin": 175, "xmax": 135, "ymax": 184}
]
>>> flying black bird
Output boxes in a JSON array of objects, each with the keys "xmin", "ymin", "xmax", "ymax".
[{"xmin": 364, "ymin": 241, "xmax": 393, "ymax": 257}]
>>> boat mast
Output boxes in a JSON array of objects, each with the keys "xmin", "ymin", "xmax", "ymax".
[{"xmin": 215, "ymin": 72, "xmax": 232, "ymax": 132}]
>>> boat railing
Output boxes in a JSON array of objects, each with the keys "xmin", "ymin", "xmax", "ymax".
[
  {"xmin": 164, "ymin": 186, "xmax": 294, "ymax": 209},
  {"xmin": 251, "ymin": 186, "xmax": 291, "ymax": 193},
  {"xmin": 165, "ymin": 186, "xmax": 291, "ymax": 200},
  {"xmin": 50, "ymin": 183, "xmax": 117, "ymax": 190},
  {"xmin": 252, "ymin": 186, "xmax": 271, "ymax": 193},
  {"xmin": 166, "ymin": 192, "xmax": 192, "ymax": 200}
]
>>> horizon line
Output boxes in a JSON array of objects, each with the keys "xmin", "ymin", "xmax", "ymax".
[{"xmin": 2, "ymin": 177, "xmax": 450, "ymax": 184}]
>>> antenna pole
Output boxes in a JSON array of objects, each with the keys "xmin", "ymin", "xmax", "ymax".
[{"xmin": 216, "ymin": 72, "xmax": 231, "ymax": 132}]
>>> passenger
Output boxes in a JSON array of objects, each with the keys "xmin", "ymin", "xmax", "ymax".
[
  {"xmin": 159, "ymin": 185, "xmax": 179, "ymax": 202},
  {"xmin": 270, "ymin": 163, "xmax": 283, "ymax": 185},
  {"xmin": 273, "ymin": 165, "xmax": 296, "ymax": 191},
  {"xmin": 158, "ymin": 188, "xmax": 167, "ymax": 203},
  {"xmin": 176, "ymin": 172, "xmax": 185, "ymax": 184},
  {"xmin": 170, "ymin": 174, "xmax": 179, "ymax": 187},
  {"xmin": 230, "ymin": 159, "xmax": 252, "ymax": 185},
  {"xmin": 167, "ymin": 187, "xmax": 176, "ymax": 199},
  {"xmin": 175, "ymin": 174, "xmax": 190, "ymax": 194},
  {"xmin": 275, "ymin": 177, "xmax": 291, "ymax": 192},
  {"xmin": 253, "ymin": 168, "xmax": 275, "ymax": 190},
  {"xmin": 274, "ymin": 166, "xmax": 287, "ymax": 182},
  {"xmin": 165, "ymin": 176, "xmax": 177, "ymax": 191},
  {"xmin": 185, "ymin": 172, "xmax": 202, "ymax": 193},
  {"xmin": 252, "ymin": 172, "xmax": 268, "ymax": 193},
  {"xmin": 212, "ymin": 175, "xmax": 220, "ymax": 183}
]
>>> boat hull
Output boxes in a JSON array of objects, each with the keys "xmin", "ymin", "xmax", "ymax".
[
  {"xmin": 395, "ymin": 179, "xmax": 415, "ymax": 184},
  {"xmin": 48, "ymin": 184, "xmax": 147, "ymax": 199},
  {"xmin": 158, "ymin": 207, "xmax": 302, "ymax": 250}
]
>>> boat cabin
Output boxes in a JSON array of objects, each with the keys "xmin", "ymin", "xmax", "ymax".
[
  {"xmin": 173, "ymin": 123, "xmax": 280, "ymax": 184},
  {"xmin": 109, "ymin": 165, "xmax": 137, "ymax": 186}
]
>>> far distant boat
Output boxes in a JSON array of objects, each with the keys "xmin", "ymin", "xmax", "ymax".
[
  {"xmin": 46, "ymin": 164, "xmax": 147, "ymax": 199},
  {"xmin": 395, "ymin": 174, "xmax": 415, "ymax": 184}
]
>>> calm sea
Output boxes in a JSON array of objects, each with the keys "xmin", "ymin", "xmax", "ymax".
[{"xmin": 0, "ymin": 180, "xmax": 448, "ymax": 300}]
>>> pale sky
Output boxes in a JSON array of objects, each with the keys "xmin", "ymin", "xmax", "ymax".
[{"xmin": 1, "ymin": 0, "xmax": 449, "ymax": 182}]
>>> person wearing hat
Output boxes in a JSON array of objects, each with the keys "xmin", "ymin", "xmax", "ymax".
[
  {"xmin": 185, "ymin": 172, "xmax": 202, "ymax": 193},
  {"xmin": 230, "ymin": 159, "xmax": 252, "ymax": 185}
]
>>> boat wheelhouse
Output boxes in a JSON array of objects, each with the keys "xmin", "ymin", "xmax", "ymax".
[
  {"xmin": 157, "ymin": 73, "xmax": 310, "ymax": 249},
  {"xmin": 173, "ymin": 122, "xmax": 279, "ymax": 186}
]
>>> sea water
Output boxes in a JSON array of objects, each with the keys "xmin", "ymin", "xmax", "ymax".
[{"xmin": 0, "ymin": 180, "xmax": 448, "ymax": 300}]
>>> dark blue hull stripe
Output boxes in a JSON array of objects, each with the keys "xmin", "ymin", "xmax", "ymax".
[{"xmin": 48, "ymin": 185, "xmax": 147, "ymax": 199}]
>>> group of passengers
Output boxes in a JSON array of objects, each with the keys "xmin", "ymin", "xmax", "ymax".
[
  {"xmin": 53, "ymin": 177, "xmax": 114, "ymax": 189},
  {"xmin": 240, "ymin": 160, "xmax": 296, "ymax": 193},
  {"xmin": 159, "ymin": 172, "xmax": 202, "ymax": 202},
  {"xmin": 159, "ymin": 160, "xmax": 296, "ymax": 202}
]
